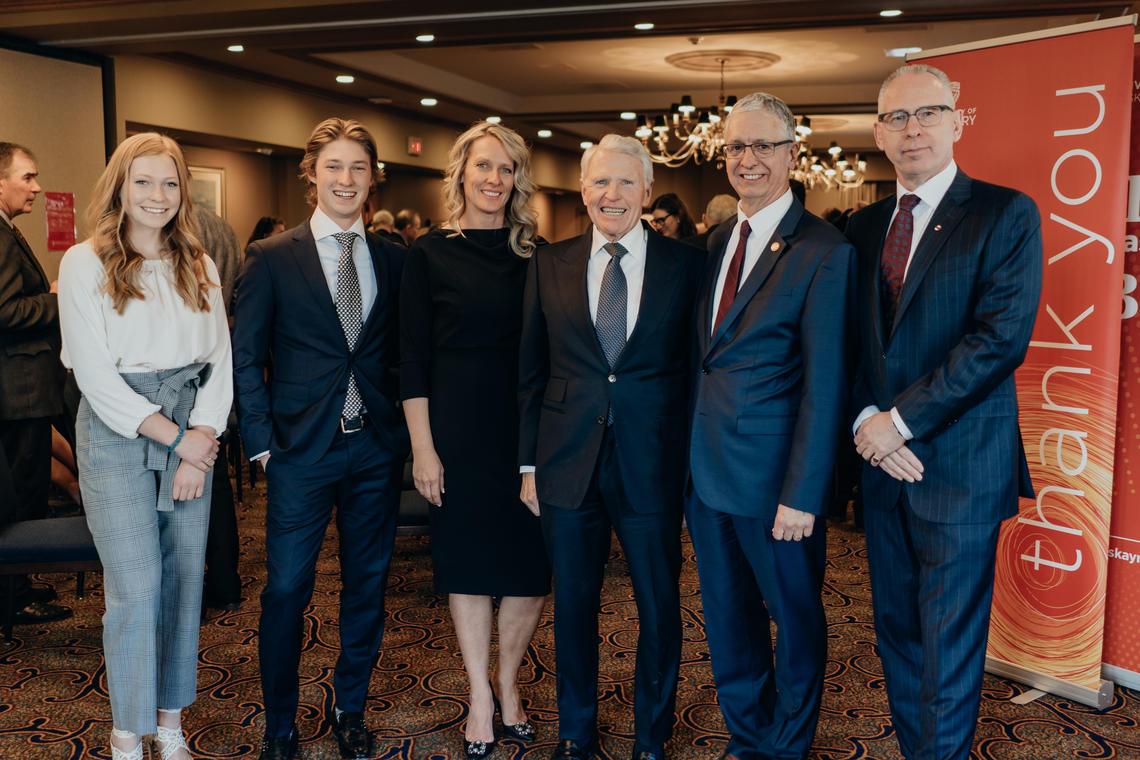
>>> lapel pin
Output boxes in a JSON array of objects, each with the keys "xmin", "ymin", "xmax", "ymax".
[
  {"xmin": 770, "ymin": 242, "xmax": 780, "ymax": 252},
  {"xmin": 933, "ymin": 224, "xmax": 942, "ymax": 231}
]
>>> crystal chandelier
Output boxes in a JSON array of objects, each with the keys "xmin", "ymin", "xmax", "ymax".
[
  {"xmin": 791, "ymin": 117, "xmax": 867, "ymax": 189},
  {"xmin": 634, "ymin": 58, "xmax": 736, "ymax": 168}
]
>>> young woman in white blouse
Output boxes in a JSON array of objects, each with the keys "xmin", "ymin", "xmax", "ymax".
[{"xmin": 58, "ymin": 133, "xmax": 232, "ymax": 760}]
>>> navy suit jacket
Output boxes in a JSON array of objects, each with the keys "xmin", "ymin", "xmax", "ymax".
[
  {"xmin": 846, "ymin": 169, "xmax": 1042, "ymax": 524},
  {"xmin": 232, "ymin": 221, "xmax": 408, "ymax": 465},
  {"xmin": 518, "ymin": 223, "xmax": 704, "ymax": 513},
  {"xmin": 688, "ymin": 198, "xmax": 856, "ymax": 522}
]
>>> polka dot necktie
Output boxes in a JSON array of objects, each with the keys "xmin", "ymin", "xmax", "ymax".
[
  {"xmin": 595, "ymin": 241, "xmax": 628, "ymax": 424},
  {"xmin": 880, "ymin": 194, "xmax": 920, "ymax": 331},
  {"xmin": 333, "ymin": 231, "xmax": 365, "ymax": 418}
]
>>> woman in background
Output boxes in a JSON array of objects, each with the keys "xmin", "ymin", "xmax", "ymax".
[
  {"xmin": 648, "ymin": 192, "xmax": 697, "ymax": 239},
  {"xmin": 245, "ymin": 215, "xmax": 284, "ymax": 250},
  {"xmin": 59, "ymin": 132, "xmax": 232, "ymax": 760},
  {"xmin": 401, "ymin": 121, "xmax": 550, "ymax": 759}
]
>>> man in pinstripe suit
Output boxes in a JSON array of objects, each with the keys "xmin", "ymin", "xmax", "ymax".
[{"xmin": 846, "ymin": 65, "xmax": 1042, "ymax": 760}]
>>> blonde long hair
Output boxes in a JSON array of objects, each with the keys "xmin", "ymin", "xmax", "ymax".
[
  {"xmin": 87, "ymin": 132, "xmax": 213, "ymax": 314},
  {"xmin": 443, "ymin": 122, "xmax": 538, "ymax": 258}
]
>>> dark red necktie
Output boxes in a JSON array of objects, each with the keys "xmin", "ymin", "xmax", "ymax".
[
  {"xmin": 880, "ymin": 194, "xmax": 920, "ymax": 329},
  {"xmin": 713, "ymin": 219, "xmax": 751, "ymax": 333}
]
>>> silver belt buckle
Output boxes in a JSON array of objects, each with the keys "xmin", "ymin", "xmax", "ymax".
[{"xmin": 340, "ymin": 415, "xmax": 364, "ymax": 434}]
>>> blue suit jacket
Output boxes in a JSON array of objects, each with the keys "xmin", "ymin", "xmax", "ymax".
[
  {"xmin": 688, "ymin": 198, "xmax": 856, "ymax": 522},
  {"xmin": 518, "ymin": 223, "xmax": 704, "ymax": 513},
  {"xmin": 232, "ymin": 221, "xmax": 408, "ymax": 465},
  {"xmin": 846, "ymin": 169, "xmax": 1042, "ymax": 524}
]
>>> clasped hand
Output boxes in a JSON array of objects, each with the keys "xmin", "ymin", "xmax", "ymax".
[
  {"xmin": 174, "ymin": 428, "xmax": 219, "ymax": 473},
  {"xmin": 854, "ymin": 411, "xmax": 923, "ymax": 483}
]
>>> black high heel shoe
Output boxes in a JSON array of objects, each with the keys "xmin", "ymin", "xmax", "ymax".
[
  {"xmin": 465, "ymin": 686, "xmax": 498, "ymax": 759},
  {"xmin": 492, "ymin": 689, "xmax": 538, "ymax": 743}
]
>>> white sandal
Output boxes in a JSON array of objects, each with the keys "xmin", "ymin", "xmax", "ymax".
[
  {"xmin": 109, "ymin": 738, "xmax": 145, "ymax": 760},
  {"xmin": 154, "ymin": 725, "xmax": 193, "ymax": 760}
]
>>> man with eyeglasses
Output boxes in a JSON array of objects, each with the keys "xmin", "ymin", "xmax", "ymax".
[
  {"xmin": 686, "ymin": 92, "xmax": 855, "ymax": 760},
  {"xmin": 846, "ymin": 64, "xmax": 1042, "ymax": 760}
]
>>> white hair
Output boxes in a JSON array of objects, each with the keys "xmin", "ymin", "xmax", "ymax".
[
  {"xmin": 581, "ymin": 134, "xmax": 654, "ymax": 186},
  {"xmin": 725, "ymin": 92, "xmax": 796, "ymax": 142},
  {"xmin": 878, "ymin": 64, "xmax": 956, "ymax": 109}
]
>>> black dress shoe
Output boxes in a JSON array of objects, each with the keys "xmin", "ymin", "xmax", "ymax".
[
  {"xmin": 25, "ymin": 584, "xmax": 58, "ymax": 603},
  {"xmin": 330, "ymin": 710, "xmax": 372, "ymax": 759},
  {"xmin": 491, "ymin": 691, "xmax": 536, "ymax": 743},
  {"xmin": 12, "ymin": 601, "xmax": 72, "ymax": 625},
  {"xmin": 551, "ymin": 739, "xmax": 597, "ymax": 760},
  {"xmin": 257, "ymin": 728, "xmax": 298, "ymax": 760},
  {"xmin": 465, "ymin": 735, "xmax": 497, "ymax": 759}
]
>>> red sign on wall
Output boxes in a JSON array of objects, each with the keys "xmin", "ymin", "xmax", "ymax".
[{"xmin": 44, "ymin": 191, "xmax": 75, "ymax": 251}]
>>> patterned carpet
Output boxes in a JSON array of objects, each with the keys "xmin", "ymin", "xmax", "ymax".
[{"xmin": 2, "ymin": 475, "xmax": 1139, "ymax": 760}]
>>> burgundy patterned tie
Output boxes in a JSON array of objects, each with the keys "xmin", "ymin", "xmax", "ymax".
[
  {"xmin": 880, "ymin": 194, "xmax": 920, "ymax": 329},
  {"xmin": 713, "ymin": 219, "xmax": 751, "ymax": 333}
]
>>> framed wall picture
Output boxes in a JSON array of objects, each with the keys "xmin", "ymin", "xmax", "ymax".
[{"xmin": 188, "ymin": 165, "xmax": 225, "ymax": 219}]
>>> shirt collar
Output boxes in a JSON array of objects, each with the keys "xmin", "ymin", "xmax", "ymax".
[
  {"xmin": 310, "ymin": 206, "xmax": 367, "ymax": 243},
  {"xmin": 0, "ymin": 209, "xmax": 12, "ymax": 227},
  {"xmin": 896, "ymin": 160, "xmax": 957, "ymax": 211},
  {"xmin": 737, "ymin": 188, "xmax": 794, "ymax": 231},
  {"xmin": 590, "ymin": 221, "xmax": 647, "ymax": 260}
]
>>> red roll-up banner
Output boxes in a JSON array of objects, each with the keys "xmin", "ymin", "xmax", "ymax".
[
  {"xmin": 1103, "ymin": 36, "xmax": 1140, "ymax": 691},
  {"xmin": 913, "ymin": 16, "xmax": 1134, "ymax": 707}
]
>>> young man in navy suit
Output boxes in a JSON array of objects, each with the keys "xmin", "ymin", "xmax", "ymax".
[
  {"xmin": 685, "ymin": 92, "xmax": 856, "ymax": 760},
  {"xmin": 519, "ymin": 134, "xmax": 703, "ymax": 760},
  {"xmin": 847, "ymin": 65, "xmax": 1042, "ymax": 759},
  {"xmin": 233, "ymin": 118, "xmax": 409, "ymax": 760}
]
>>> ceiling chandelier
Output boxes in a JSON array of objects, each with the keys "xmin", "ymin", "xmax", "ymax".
[
  {"xmin": 791, "ymin": 116, "xmax": 867, "ymax": 190},
  {"xmin": 634, "ymin": 56, "xmax": 737, "ymax": 168}
]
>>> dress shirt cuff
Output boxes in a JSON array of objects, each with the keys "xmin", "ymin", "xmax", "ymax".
[
  {"xmin": 889, "ymin": 407, "xmax": 914, "ymax": 440},
  {"xmin": 519, "ymin": 465, "xmax": 535, "ymax": 474},
  {"xmin": 853, "ymin": 406, "xmax": 879, "ymax": 436},
  {"xmin": 249, "ymin": 450, "xmax": 269, "ymax": 463}
]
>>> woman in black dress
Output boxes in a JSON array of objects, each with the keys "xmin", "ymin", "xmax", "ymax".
[{"xmin": 400, "ymin": 121, "xmax": 550, "ymax": 758}]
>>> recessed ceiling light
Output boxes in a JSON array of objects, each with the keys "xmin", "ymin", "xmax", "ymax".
[
  {"xmin": 336, "ymin": 75, "xmax": 355, "ymax": 84},
  {"xmin": 619, "ymin": 111, "xmax": 637, "ymax": 120},
  {"xmin": 537, "ymin": 129, "xmax": 552, "ymax": 138},
  {"xmin": 634, "ymin": 22, "xmax": 654, "ymax": 31},
  {"xmin": 885, "ymin": 46, "xmax": 923, "ymax": 58},
  {"xmin": 420, "ymin": 97, "xmax": 438, "ymax": 106},
  {"xmin": 227, "ymin": 44, "xmax": 244, "ymax": 53},
  {"xmin": 879, "ymin": 9, "xmax": 902, "ymax": 17},
  {"xmin": 486, "ymin": 116, "xmax": 502, "ymax": 124},
  {"xmin": 580, "ymin": 141, "xmax": 594, "ymax": 150},
  {"xmin": 416, "ymin": 34, "xmax": 435, "ymax": 43}
]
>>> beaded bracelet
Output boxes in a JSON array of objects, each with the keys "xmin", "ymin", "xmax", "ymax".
[{"xmin": 167, "ymin": 425, "xmax": 186, "ymax": 453}]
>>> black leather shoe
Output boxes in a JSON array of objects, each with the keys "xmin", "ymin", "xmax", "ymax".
[
  {"xmin": 12, "ymin": 601, "xmax": 72, "ymax": 625},
  {"xmin": 465, "ymin": 735, "xmax": 497, "ymax": 759},
  {"xmin": 330, "ymin": 710, "xmax": 372, "ymax": 759},
  {"xmin": 491, "ymin": 691, "xmax": 536, "ymax": 743},
  {"xmin": 551, "ymin": 739, "xmax": 597, "ymax": 760},
  {"xmin": 25, "ymin": 584, "xmax": 58, "ymax": 603},
  {"xmin": 257, "ymin": 729, "xmax": 298, "ymax": 760}
]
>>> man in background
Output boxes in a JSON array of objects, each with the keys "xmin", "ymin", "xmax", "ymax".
[{"xmin": 394, "ymin": 208, "xmax": 421, "ymax": 247}]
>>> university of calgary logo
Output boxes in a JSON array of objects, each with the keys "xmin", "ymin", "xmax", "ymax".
[{"xmin": 951, "ymin": 81, "xmax": 978, "ymax": 128}]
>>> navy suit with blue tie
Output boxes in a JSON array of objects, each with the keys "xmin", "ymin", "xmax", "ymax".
[
  {"xmin": 846, "ymin": 168, "xmax": 1042, "ymax": 760},
  {"xmin": 233, "ymin": 220, "xmax": 409, "ymax": 737},
  {"xmin": 686, "ymin": 197, "xmax": 856, "ymax": 760}
]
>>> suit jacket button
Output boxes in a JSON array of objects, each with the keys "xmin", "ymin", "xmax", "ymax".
[
  {"xmin": 700, "ymin": 367, "xmax": 709, "ymax": 375},
  {"xmin": 608, "ymin": 374, "xmax": 616, "ymax": 383},
  {"xmin": 597, "ymin": 415, "xmax": 605, "ymax": 424}
]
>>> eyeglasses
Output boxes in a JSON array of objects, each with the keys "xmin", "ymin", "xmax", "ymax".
[
  {"xmin": 649, "ymin": 213, "xmax": 674, "ymax": 228},
  {"xmin": 720, "ymin": 140, "xmax": 794, "ymax": 158},
  {"xmin": 876, "ymin": 105, "xmax": 953, "ymax": 132}
]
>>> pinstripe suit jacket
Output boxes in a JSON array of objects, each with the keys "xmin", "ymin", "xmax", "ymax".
[{"xmin": 847, "ymin": 169, "xmax": 1041, "ymax": 524}]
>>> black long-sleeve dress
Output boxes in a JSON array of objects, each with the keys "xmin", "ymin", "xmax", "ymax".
[{"xmin": 399, "ymin": 227, "xmax": 551, "ymax": 596}]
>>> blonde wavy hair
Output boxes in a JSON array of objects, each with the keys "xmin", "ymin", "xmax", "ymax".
[
  {"xmin": 87, "ymin": 132, "xmax": 213, "ymax": 314},
  {"xmin": 443, "ymin": 122, "xmax": 538, "ymax": 258}
]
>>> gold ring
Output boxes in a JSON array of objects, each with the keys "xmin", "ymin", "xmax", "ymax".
[{"xmin": 871, "ymin": 455, "xmax": 880, "ymax": 466}]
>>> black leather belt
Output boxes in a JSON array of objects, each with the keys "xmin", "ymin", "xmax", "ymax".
[{"xmin": 339, "ymin": 413, "xmax": 368, "ymax": 434}]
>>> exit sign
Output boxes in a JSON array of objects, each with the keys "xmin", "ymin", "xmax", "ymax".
[{"xmin": 407, "ymin": 136, "xmax": 423, "ymax": 156}]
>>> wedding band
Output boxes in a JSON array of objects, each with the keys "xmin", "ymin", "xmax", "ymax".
[{"xmin": 871, "ymin": 455, "xmax": 880, "ymax": 465}]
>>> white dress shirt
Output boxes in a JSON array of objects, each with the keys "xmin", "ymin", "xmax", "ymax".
[
  {"xmin": 58, "ymin": 242, "xmax": 233, "ymax": 439},
  {"xmin": 853, "ymin": 159, "xmax": 959, "ymax": 439},
  {"xmin": 587, "ymin": 222, "xmax": 648, "ymax": 339},
  {"xmin": 710, "ymin": 189, "xmax": 794, "ymax": 333},
  {"xmin": 310, "ymin": 207, "xmax": 377, "ymax": 319}
]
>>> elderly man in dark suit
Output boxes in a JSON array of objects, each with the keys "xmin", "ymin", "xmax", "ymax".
[
  {"xmin": 0, "ymin": 142, "xmax": 71, "ymax": 625},
  {"xmin": 233, "ymin": 118, "xmax": 408, "ymax": 760},
  {"xmin": 519, "ymin": 134, "xmax": 703, "ymax": 760},
  {"xmin": 847, "ymin": 64, "xmax": 1042, "ymax": 760},
  {"xmin": 685, "ymin": 92, "xmax": 856, "ymax": 760}
]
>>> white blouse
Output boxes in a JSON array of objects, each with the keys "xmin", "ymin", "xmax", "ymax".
[{"xmin": 59, "ymin": 241, "xmax": 233, "ymax": 439}]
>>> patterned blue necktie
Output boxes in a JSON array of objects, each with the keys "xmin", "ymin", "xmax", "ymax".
[
  {"xmin": 333, "ymin": 231, "xmax": 365, "ymax": 418},
  {"xmin": 595, "ymin": 241, "xmax": 628, "ymax": 424}
]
